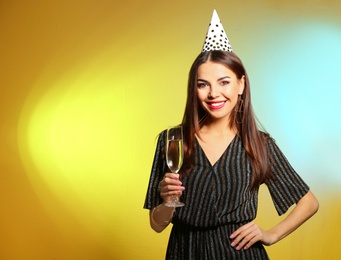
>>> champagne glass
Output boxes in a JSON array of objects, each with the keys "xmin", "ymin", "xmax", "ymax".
[{"xmin": 165, "ymin": 126, "xmax": 185, "ymax": 207}]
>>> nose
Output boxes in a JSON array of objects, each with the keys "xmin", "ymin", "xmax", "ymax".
[{"xmin": 208, "ymin": 85, "xmax": 219, "ymax": 99}]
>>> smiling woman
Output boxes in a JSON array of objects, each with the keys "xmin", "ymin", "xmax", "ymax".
[
  {"xmin": 196, "ymin": 61, "xmax": 244, "ymax": 117},
  {"xmin": 1, "ymin": 0, "xmax": 341, "ymax": 259},
  {"xmin": 144, "ymin": 10, "xmax": 319, "ymax": 258}
]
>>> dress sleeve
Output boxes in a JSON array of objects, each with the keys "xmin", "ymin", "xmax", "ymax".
[
  {"xmin": 265, "ymin": 137, "xmax": 310, "ymax": 216},
  {"xmin": 143, "ymin": 130, "xmax": 168, "ymax": 209}
]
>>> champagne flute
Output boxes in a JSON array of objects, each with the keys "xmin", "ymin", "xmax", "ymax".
[{"xmin": 165, "ymin": 125, "xmax": 185, "ymax": 207}]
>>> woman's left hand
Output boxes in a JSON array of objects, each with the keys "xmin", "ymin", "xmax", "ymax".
[{"xmin": 230, "ymin": 222, "xmax": 274, "ymax": 250}]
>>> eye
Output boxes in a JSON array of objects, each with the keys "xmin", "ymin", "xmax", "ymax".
[
  {"xmin": 220, "ymin": 80, "xmax": 230, "ymax": 85},
  {"xmin": 197, "ymin": 82, "xmax": 208, "ymax": 88}
]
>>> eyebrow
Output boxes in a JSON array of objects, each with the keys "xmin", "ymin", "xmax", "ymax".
[{"xmin": 197, "ymin": 76, "xmax": 231, "ymax": 82}]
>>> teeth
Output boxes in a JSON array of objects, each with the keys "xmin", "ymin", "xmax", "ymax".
[{"xmin": 210, "ymin": 102, "xmax": 224, "ymax": 107}]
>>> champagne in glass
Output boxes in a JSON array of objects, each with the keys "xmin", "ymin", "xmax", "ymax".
[{"xmin": 165, "ymin": 126, "xmax": 185, "ymax": 207}]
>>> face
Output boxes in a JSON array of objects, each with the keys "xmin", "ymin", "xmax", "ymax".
[{"xmin": 196, "ymin": 61, "xmax": 245, "ymax": 123}]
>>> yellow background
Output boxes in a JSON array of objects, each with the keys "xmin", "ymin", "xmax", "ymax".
[{"xmin": 1, "ymin": 1, "xmax": 340, "ymax": 259}]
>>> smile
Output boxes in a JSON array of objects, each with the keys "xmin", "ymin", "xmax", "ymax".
[{"xmin": 207, "ymin": 101, "xmax": 226, "ymax": 110}]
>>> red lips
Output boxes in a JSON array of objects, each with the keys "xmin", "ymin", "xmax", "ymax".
[{"xmin": 206, "ymin": 101, "xmax": 226, "ymax": 110}]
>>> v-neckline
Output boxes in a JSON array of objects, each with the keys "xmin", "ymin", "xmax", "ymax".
[{"xmin": 195, "ymin": 135, "xmax": 237, "ymax": 167}]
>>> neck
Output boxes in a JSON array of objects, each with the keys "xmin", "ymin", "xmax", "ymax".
[{"xmin": 200, "ymin": 117, "xmax": 236, "ymax": 136}]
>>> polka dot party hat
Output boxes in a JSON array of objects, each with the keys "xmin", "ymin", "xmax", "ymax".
[{"xmin": 202, "ymin": 9, "xmax": 232, "ymax": 52}]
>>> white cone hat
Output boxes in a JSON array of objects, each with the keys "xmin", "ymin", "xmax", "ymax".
[{"xmin": 202, "ymin": 10, "xmax": 232, "ymax": 52}]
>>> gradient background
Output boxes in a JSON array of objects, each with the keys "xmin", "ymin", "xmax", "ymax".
[{"xmin": 1, "ymin": 0, "xmax": 340, "ymax": 259}]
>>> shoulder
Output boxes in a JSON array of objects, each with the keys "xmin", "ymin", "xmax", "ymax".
[
  {"xmin": 155, "ymin": 129, "xmax": 167, "ymax": 144},
  {"xmin": 257, "ymin": 131, "xmax": 281, "ymax": 156},
  {"xmin": 259, "ymin": 130, "xmax": 271, "ymax": 139},
  {"xmin": 159, "ymin": 129, "xmax": 167, "ymax": 138},
  {"xmin": 258, "ymin": 130, "xmax": 275, "ymax": 145}
]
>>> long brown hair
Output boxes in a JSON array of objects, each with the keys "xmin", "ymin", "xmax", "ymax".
[{"xmin": 181, "ymin": 50, "xmax": 272, "ymax": 189}]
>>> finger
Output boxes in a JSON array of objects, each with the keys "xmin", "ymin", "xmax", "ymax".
[
  {"xmin": 231, "ymin": 223, "xmax": 263, "ymax": 250},
  {"xmin": 230, "ymin": 222, "xmax": 253, "ymax": 238},
  {"xmin": 160, "ymin": 184, "xmax": 185, "ymax": 195},
  {"xmin": 160, "ymin": 190, "xmax": 182, "ymax": 197},
  {"xmin": 160, "ymin": 178, "xmax": 183, "ymax": 190},
  {"xmin": 160, "ymin": 188, "xmax": 184, "ymax": 202},
  {"xmin": 163, "ymin": 178, "xmax": 182, "ymax": 186},
  {"xmin": 161, "ymin": 184, "xmax": 185, "ymax": 193},
  {"xmin": 230, "ymin": 223, "xmax": 254, "ymax": 248},
  {"xmin": 235, "ymin": 233, "xmax": 256, "ymax": 250},
  {"xmin": 243, "ymin": 236, "xmax": 258, "ymax": 250},
  {"xmin": 164, "ymin": 173, "xmax": 180, "ymax": 180}
]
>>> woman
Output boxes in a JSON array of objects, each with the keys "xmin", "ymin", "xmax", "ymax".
[{"xmin": 144, "ymin": 11, "xmax": 319, "ymax": 260}]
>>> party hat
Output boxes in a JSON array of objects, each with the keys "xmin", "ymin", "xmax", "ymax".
[{"xmin": 202, "ymin": 10, "xmax": 232, "ymax": 52}]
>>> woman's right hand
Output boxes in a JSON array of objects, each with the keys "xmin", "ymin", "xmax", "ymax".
[{"xmin": 159, "ymin": 173, "xmax": 185, "ymax": 203}]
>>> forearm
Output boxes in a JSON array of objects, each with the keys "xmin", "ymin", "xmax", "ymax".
[
  {"xmin": 267, "ymin": 190, "xmax": 319, "ymax": 245},
  {"xmin": 150, "ymin": 202, "xmax": 175, "ymax": 233}
]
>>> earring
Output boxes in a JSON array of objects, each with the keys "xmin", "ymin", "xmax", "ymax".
[
  {"xmin": 235, "ymin": 96, "xmax": 243, "ymax": 124},
  {"xmin": 235, "ymin": 96, "xmax": 243, "ymax": 113}
]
